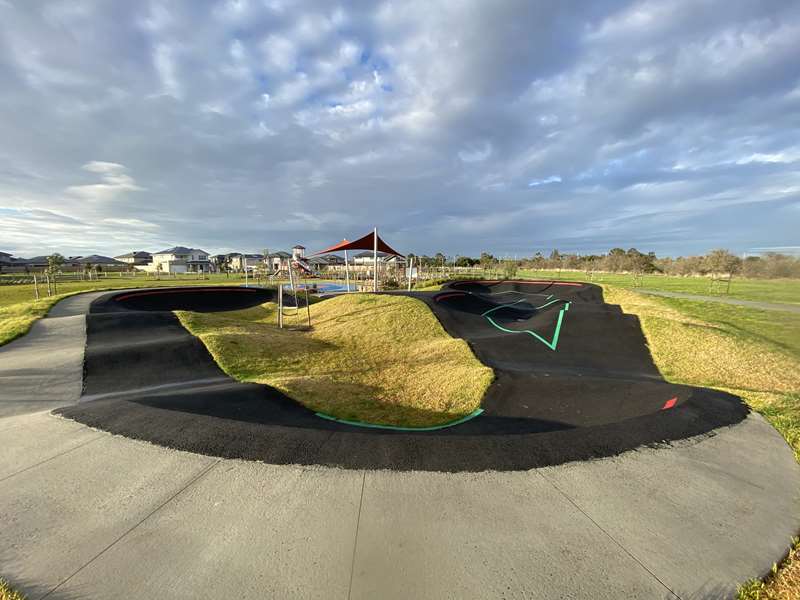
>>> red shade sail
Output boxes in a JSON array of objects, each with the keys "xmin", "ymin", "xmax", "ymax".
[{"xmin": 312, "ymin": 231, "xmax": 404, "ymax": 257}]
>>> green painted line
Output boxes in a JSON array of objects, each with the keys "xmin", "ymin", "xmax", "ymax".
[
  {"xmin": 315, "ymin": 408, "xmax": 484, "ymax": 431},
  {"xmin": 481, "ymin": 297, "xmax": 527, "ymax": 317},
  {"xmin": 484, "ymin": 302, "xmax": 571, "ymax": 351},
  {"xmin": 534, "ymin": 298, "xmax": 561, "ymax": 310}
]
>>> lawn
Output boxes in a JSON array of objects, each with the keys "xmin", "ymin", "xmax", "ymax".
[
  {"xmin": 177, "ymin": 293, "xmax": 493, "ymax": 428},
  {"xmin": 518, "ymin": 269, "xmax": 800, "ymax": 305},
  {"xmin": 600, "ymin": 286, "xmax": 800, "ymax": 598},
  {"xmin": 0, "ymin": 273, "xmax": 326, "ymax": 347}
]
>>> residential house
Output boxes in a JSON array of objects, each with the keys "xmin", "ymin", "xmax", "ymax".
[
  {"xmin": 114, "ymin": 251, "xmax": 152, "ymax": 267},
  {"xmin": 265, "ymin": 251, "xmax": 292, "ymax": 272},
  {"xmin": 148, "ymin": 247, "xmax": 212, "ymax": 273},
  {"xmin": 70, "ymin": 255, "xmax": 127, "ymax": 271},
  {"xmin": 0, "ymin": 252, "xmax": 14, "ymax": 267},
  {"xmin": 227, "ymin": 253, "xmax": 265, "ymax": 272}
]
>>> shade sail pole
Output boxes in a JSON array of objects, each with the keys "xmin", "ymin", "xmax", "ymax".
[
  {"xmin": 373, "ymin": 227, "xmax": 378, "ymax": 292},
  {"xmin": 344, "ymin": 248, "xmax": 350, "ymax": 292}
]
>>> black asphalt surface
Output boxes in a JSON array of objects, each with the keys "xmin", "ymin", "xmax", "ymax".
[{"xmin": 56, "ymin": 283, "xmax": 748, "ymax": 472}]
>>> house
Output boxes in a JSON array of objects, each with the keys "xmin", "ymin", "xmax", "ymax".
[
  {"xmin": 0, "ymin": 252, "xmax": 14, "ymax": 267},
  {"xmin": 148, "ymin": 246, "xmax": 212, "ymax": 273},
  {"xmin": 227, "ymin": 253, "xmax": 265, "ymax": 272},
  {"xmin": 292, "ymin": 245, "xmax": 306, "ymax": 260},
  {"xmin": 114, "ymin": 251, "xmax": 152, "ymax": 266},
  {"xmin": 307, "ymin": 254, "xmax": 346, "ymax": 270},
  {"xmin": 265, "ymin": 251, "xmax": 292, "ymax": 272},
  {"xmin": 72, "ymin": 255, "xmax": 126, "ymax": 268}
]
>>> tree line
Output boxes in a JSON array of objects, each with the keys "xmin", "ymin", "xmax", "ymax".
[{"xmin": 409, "ymin": 249, "xmax": 800, "ymax": 278}]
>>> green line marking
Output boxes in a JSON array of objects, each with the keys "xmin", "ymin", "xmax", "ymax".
[
  {"xmin": 484, "ymin": 302, "xmax": 570, "ymax": 351},
  {"xmin": 481, "ymin": 297, "xmax": 527, "ymax": 316},
  {"xmin": 315, "ymin": 408, "xmax": 484, "ymax": 431}
]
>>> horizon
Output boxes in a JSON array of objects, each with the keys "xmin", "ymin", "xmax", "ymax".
[{"xmin": 1, "ymin": 1, "xmax": 799, "ymax": 258}]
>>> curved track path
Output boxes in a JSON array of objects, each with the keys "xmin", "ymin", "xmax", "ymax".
[{"xmin": 1, "ymin": 285, "xmax": 798, "ymax": 599}]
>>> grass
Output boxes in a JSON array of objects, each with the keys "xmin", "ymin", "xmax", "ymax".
[
  {"xmin": 519, "ymin": 269, "xmax": 800, "ymax": 305},
  {"xmin": 177, "ymin": 293, "xmax": 494, "ymax": 427},
  {"xmin": 0, "ymin": 274, "xmax": 334, "ymax": 347},
  {"xmin": 0, "ymin": 578, "xmax": 25, "ymax": 600},
  {"xmin": 600, "ymin": 286, "xmax": 800, "ymax": 598}
]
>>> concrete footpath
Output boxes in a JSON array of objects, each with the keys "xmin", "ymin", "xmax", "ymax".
[
  {"xmin": 1, "ymin": 410, "xmax": 798, "ymax": 600},
  {"xmin": 637, "ymin": 289, "xmax": 800, "ymax": 314},
  {"xmin": 0, "ymin": 292, "xmax": 106, "ymax": 417}
]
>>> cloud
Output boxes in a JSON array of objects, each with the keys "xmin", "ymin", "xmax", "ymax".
[
  {"xmin": 65, "ymin": 161, "xmax": 145, "ymax": 201},
  {"xmin": 0, "ymin": 0, "xmax": 798, "ymax": 258}
]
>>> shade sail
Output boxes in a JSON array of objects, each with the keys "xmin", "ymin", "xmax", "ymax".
[{"xmin": 312, "ymin": 231, "xmax": 404, "ymax": 257}]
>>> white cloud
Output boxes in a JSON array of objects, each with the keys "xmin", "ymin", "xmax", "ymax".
[{"xmin": 66, "ymin": 162, "xmax": 145, "ymax": 201}]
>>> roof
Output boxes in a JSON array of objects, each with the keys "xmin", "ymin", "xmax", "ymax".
[
  {"xmin": 0, "ymin": 251, "xmax": 11, "ymax": 257},
  {"xmin": 267, "ymin": 251, "xmax": 292, "ymax": 258},
  {"xmin": 73, "ymin": 255, "xmax": 125, "ymax": 265},
  {"xmin": 292, "ymin": 245, "xmax": 306, "ymax": 249},
  {"xmin": 114, "ymin": 251, "xmax": 151, "ymax": 259},
  {"xmin": 312, "ymin": 231, "xmax": 403, "ymax": 257},
  {"xmin": 155, "ymin": 247, "xmax": 208, "ymax": 255}
]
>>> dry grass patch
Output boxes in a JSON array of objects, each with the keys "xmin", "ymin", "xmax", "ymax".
[
  {"xmin": 0, "ymin": 578, "xmax": 26, "ymax": 600},
  {"xmin": 177, "ymin": 293, "xmax": 493, "ymax": 427}
]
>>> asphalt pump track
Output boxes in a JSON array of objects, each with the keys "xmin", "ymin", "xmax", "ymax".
[{"xmin": 56, "ymin": 282, "xmax": 748, "ymax": 472}]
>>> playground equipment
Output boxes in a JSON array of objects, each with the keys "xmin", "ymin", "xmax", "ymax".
[{"xmin": 311, "ymin": 227, "xmax": 404, "ymax": 292}]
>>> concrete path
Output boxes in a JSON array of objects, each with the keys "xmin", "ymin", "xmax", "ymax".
[
  {"xmin": 0, "ymin": 292, "xmax": 107, "ymax": 418},
  {"xmin": 637, "ymin": 289, "xmax": 800, "ymax": 313},
  {"xmin": 1, "ymin": 411, "xmax": 798, "ymax": 600}
]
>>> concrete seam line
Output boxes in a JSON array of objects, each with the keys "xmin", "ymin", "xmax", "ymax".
[
  {"xmin": 536, "ymin": 470, "xmax": 683, "ymax": 600},
  {"xmin": 0, "ymin": 433, "xmax": 106, "ymax": 484},
  {"xmin": 39, "ymin": 458, "xmax": 221, "ymax": 600},
  {"xmin": 347, "ymin": 471, "xmax": 367, "ymax": 600}
]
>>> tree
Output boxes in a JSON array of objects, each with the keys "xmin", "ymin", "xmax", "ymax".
[
  {"xmin": 47, "ymin": 253, "xmax": 64, "ymax": 274},
  {"xmin": 214, "ymin": 255, "xmax": 231, "ymax": 277},
  {"xmin": 479, "ymin": 252, "xmax": 495, "ymax": 269},
  {"xmin": 704, "ymin": 249, "xmax": 740, "ymax": 275}
]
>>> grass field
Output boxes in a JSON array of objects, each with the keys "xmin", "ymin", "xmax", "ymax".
[
  {"xmin": 600, "ymin": 286, "xmax": 800, "ymax": 598},
  {"xmin": 177, "ymin": 293, "xmax": 493, "ymax": 427},
  {"xmin": 518, "ymin": 269, "xmax": 800, "ymax": 305},
  {"xmin": 0, "ymin": 273, "xmax": 325, "ymax": 347}
]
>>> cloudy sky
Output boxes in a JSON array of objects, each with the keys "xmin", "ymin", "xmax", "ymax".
[{"xmin": 1, "ymin": 0, "xmax": 799, "ymax": 258}]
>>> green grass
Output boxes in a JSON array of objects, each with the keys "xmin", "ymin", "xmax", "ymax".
[
  {"xmin": 0, "ymin": 274, "xmax": 335, "ymax": 347},
  {"xmin": 0, "ymin": 578, "xmax": 26, "ymax": 600},
  {"xmin": 177, "ymin": 293, "xmax": 493, "ymax": 427},
  {"xmin": 518, "ymin": 269, "xmax": 800, "ymax": 305},
  {"xmin": 599, "ymin": 286, "xmax": 800, "ymax": 599}
]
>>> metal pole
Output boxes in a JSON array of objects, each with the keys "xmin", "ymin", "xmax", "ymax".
[
  {"xmin": 373, "ymin": 226, "xmax": 378, "ymax": 293},
  {"xmin": 278, "ymin": 284, "xmax": 283, "ymax": 328},
  {"xmin": 33, "ymin": 274, "xmax": 40, "ymax": 300},
  {"xmin": 344, "ymin": 249, "xmax": 350, "ymax": 292},
  {"xmin": 407, "ymin": 256, "xmax": 413, "ymax": 291},
  {"xmin": 305, "ymin": 287, "xmax": 311, "ymax": 328}
]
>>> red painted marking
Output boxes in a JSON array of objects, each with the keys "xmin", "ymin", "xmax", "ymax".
[
  {"xmin": 661, "ymin": 397, "xmax": 678, "ymax": 410},
  {"xmin": 115, "ymin": 287, "xmax": 257, "ymax": 301},
  {"xmin": 434, "ymin": 292, "xmax": 467, "ymax": 302}
]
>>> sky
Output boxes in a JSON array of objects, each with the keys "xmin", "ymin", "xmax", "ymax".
[{"xmin": 1, "ymin": 0, "xmax": 799, "ymax": 259}]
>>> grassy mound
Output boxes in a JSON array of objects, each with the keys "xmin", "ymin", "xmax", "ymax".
[{"xmin": 176, "ymin": 293, "xmax": 493, "ymax": 427}]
